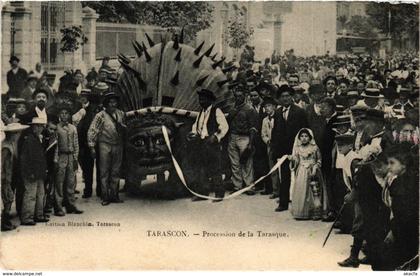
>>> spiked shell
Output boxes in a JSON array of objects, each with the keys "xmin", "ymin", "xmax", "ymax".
[{"xmin": 117, "ymin": 33, "xmax": 234, "ymax": 118}]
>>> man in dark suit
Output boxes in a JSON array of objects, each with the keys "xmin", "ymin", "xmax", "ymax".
[
  {"xmin": 72, "ymin": 89, "xmax": 101, "ymax": 198},
  {"xmin": 20, "ymin": 89, "xmax": 49, "ymax": 125},
  {"xmin": 319, "ymin": 97, "xmax": 339, "ymax": 221},
  {"xmin": 7, "ymin": 56, "xmax": 28, "ymax": 99},
  {"xmin": 249, "ymin": 89, "xmax": 270, "ymax": 192},
  {"xmin": 271, "ymin": 85, "xmax": 308, "ymax": 211}
]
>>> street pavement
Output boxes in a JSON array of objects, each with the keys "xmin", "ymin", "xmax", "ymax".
[{"xmin": 0, "ymin": 171, "xmax": 371, "ymax": 271}]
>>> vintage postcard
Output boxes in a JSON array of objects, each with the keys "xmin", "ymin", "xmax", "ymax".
[{"xmin": 0, "ymin": 0, "xmax": 419, "ymax": 272}]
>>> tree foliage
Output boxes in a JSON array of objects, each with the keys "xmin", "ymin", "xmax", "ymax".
[
  {"xmin": 60, "ymin": 25, "xmax": 88, "ymax": 53},
  {"xmin": 365, "ymin": 2, "xmax": 419, "ymax": 39},
  {"xmin": 346, "ymin": 15, "xmax": 376, "ymax": 38},
  {"xmin": 225, "ymin": 7, "xmax": 254, "ymax": 50},
  {"xmin": 82, "ymin": 1, "xmax": 214, "ymax": 43}
]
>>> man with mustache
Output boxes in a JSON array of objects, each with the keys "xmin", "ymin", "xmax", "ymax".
[{"xmin": 21, "ymin": 88, "xmax": 50, "ymax": 125}]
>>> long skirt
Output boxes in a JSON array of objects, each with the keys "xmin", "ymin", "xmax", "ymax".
[{"xmin": 291, "ymin": 164, "xmax": 324, "ymax": 219}]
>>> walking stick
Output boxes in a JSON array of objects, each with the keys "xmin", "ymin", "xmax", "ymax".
[{"xmin": 322, "ymin": 202, "xmax": 346, "ymax": 248}]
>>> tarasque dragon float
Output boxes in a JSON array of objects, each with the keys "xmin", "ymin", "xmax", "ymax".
[{"xmin": 115, "ymin": 30, "xmax": 235, "ymax": 197}]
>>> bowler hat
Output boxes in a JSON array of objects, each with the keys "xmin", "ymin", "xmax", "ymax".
[
  {"xmin": 9, "ymin": 56, "xmax": 20, "ymax": 63},
  {"xmin": 323, "ymin": 75, "xmax": 338, "ymax": 86},
  {"xmin": 278, "ymin": 85, "xmax": 295, "ymax": 96},
  {"xmin": 261, "ymin": 96, "xmax": 277, "ymax": 106},
  {"xmin": 197, "ymin": 88, "xmax": 216, "ymax": 101}
]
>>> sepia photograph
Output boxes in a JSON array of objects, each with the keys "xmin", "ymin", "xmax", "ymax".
[{"xmin": 0, "ymin": 0, "xmax": 419, "ymax": 273}]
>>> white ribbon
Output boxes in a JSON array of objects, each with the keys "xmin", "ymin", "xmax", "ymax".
[{"xmin": 162, "ymin": 125, "xmax": 288, "ymax": 200}]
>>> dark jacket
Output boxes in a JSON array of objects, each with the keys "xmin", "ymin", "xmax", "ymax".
[
  {"xmin": 19, "ymin": 131, "xmax": 47, "ymax": 182},
  {"xmin": 77, "ymin": 103, "xmax": 100, "ymax": 149},
  {"xmin": 271, "ymin": 104, "xmax": 308, "ymax": 158},
  {"xmin": 320, "ymin": 113, "xmax": 338, "ymax": 173},
  {"xmin": 7, "ymin": 68, "xmax": 28, "ymax": 98},
  {"xmin": 389, "ymin": 172, "xmax": 419, "ymax": 252},
  {"xmin": 306, "ymin": 103, "xmax": 326, "ymax": 146}
]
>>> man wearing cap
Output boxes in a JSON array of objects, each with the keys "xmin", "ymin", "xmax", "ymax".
[
  {"xmin": 1, "ymin": 122, "xmax": 29, "ymax": 231},
  {"xmin": 357, "ymin": 82, "xmax": 385, "ymax": 111},
  {"xmin": 72, "ymin": 89, "xmax": 101, "ymax": 198},
  {"xmin": 227, "ymin": 85, "xmax": 259, "ymax": 196},
  {"xmin": 20, "ymin": 73, "xmax": 38, "ymax": 102},
  {"xmin": 86, "ymin": 69, "xmax": 98, "ymax": 90},
  {"xmin": 187, "ymin": 89, "xmax": 229, "ymax": 202},
  {"xmin": 54, "ymin": 104, "xmax": 83, "ymax": 215},
  {"xmin": 260, "ymin": 96, "xmax": 278, "ymax": 196},
  {"xmin": 7, "ymin": 56, "xmax": 28, "ymax": 99},
  {"xmin": 19, "ymin": 117, "xmax": 49, "ymax": 225},
  {"xmin": 88, "ymin": 92, "xmax": 126, "ymax": 205},
  {"xmin": 271, "ymin": 85, "xmax": 308, "ymax": 211},
  {"xmin": 7, "ymin": 98, "xmax": 28, "ymax": 123}
]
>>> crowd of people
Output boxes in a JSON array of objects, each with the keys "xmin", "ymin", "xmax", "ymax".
[{"xmin": 1, "ymin": 48, "xmax": 419, "ymax": 271}]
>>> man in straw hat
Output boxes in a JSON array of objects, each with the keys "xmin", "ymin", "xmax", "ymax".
[
  {"xmin": 358, "ymin": 81, "xmax": 385, "ymax": 110},
  {"xmin": 54, "ymin": 104, "xmax": 83, "ymax": 216},
  {"xmin": 88, "ymin": 91, "xmax": 125, "ymax": 206},
  {"xmin": 1, "ymin": 122, "xmax": 29, "ymax": 231},
  {"xmin": 19, "ymin": 117, "xmax": 49, "ymax": 225},
  {"xmin": 7, "ymin": 56, "xmax": 28, "ymax": 99}
]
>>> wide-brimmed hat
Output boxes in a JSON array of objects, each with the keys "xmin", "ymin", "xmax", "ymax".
[
  {"xmin": 29, "ymin": 117, "xmax": 47, "ymax": 125},
  {"xmin": 350, "ymin": 104, "xmax": 368, "ymax": 118},
  {"xmin": 95, "ymin": 82, "xmax": 109, "ymax": 91},
  {"xmin": 335, "ymin": 133, "xmax": 354, "ymax": 146},
  {"xmin": 333, "ymin": 115, "xmax": 352, "ymax": 126},
  {"xmin": 80, "ymin": 88, "xmax": 92, "ymax": 97},
  {"xmin": 347, "ymin": 90, "xmax": 359, "ymax": 98},
  {"xmin": 197, "ymin": 88, "xmax": 216, "ymax": 101},
  {"xmin": 8, "ymin": 98, "xmax": 27, "ymax": 105},
  {"xmin": 361, "ymin": 90, "xmax": 384, "ymax": 98},
  {"xmin": 26, "ymin": 72, "xmax": 38, "ymax": 82},
  {"xmin": 9, "ymin": 56, "xmax": 20, "ymax": 63},
  {"xmin": 1, "ymin": 122, "xmax": 29, "ymax": 132}
]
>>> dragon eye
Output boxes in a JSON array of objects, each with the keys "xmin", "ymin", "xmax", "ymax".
[
  {"xmin": 155, "ymin": 137, "xmax": 164, "ymax": 145},
  {"xmin": 133, "ymin": 138, "xmax": 145, "ymax": 147}
]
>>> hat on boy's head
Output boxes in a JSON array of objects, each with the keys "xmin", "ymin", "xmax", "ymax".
[{"xmin": 197, "ymin": 88, "xmax": 216, "ymax": 101}]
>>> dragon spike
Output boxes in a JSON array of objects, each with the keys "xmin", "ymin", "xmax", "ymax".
[
  {"xmin": 142, "ymin": 42, "xmax": 152, "ymax": 62},
  {"xmin": 174, "ymin": 48, "xmax": 182, "ymax": 62},
  {"xmin": 222, "ymin": 65, "xmax": 235, "ymax": 74},
  {"xmin": 217, "ymin": 79, "xmax": 229, "ymax": 87},
  {"xmin": 211, "ymin": 53, "xmax": 218, "ymax": 61},
  {"xmin": 212, "ymin": 57, "xmax": 226, "ymax": 69},
  {"xmin": 170, "ymin": 70, "xmax": 180, "ymax": 85},
  {"xmin": 132, "ymin": 40, "xmax": 143, "ymax": 57},
  {"xmin": 173, "ymin": 36, "xmax": 179, "ymax": 50},
  {"xmin": 118, "ymin": 53, "xmax": 130, "ymax": 63},
  {"xmin": 194, "ymin": 41, "xmax": 205, "ymax": 56},
  {"xmin": 193, "ymin": 53, "xmax": 205, "ymax": 68},
  {"xmin": 196, "ymin": 75, "xmax": 209, "ymax": 86},
  {"xmin": 145, "ymin": 33, "xmax": 155, "ymax": 47},
  {"xmin": 204, "ymin": 43, "xmax": 215, "ymax": 57},
  {"xmin": 179, "ymin": 27, "xmax": 184, "ymax": 43}
]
